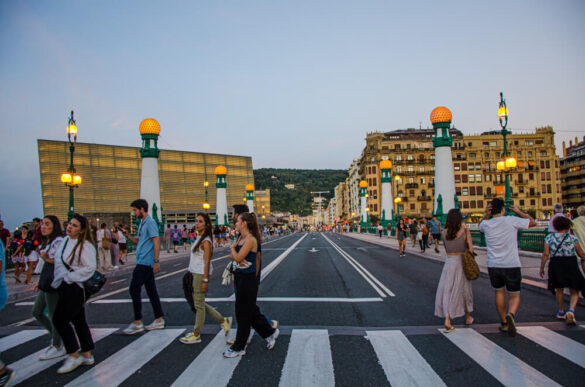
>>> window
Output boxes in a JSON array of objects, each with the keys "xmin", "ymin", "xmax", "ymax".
[
  {"xmin": 541, "ymin": 151, "xmax": 547, "ymax": 157},
  {"xmin": 483, "ymin": 142, "xmax": 489, "ymax": 147},
  {"xmin": 518, "ymin": 151, "xmax": 522, "ymax": 156},
  {"xmin": 528, "ymin": 151, "xmax": 533, "ymax": 157},
  {"xmin": 546, "ymin": 160, "xmax": 550, "ymax": 169},
  {"xmin": 409, "ymin": 190, "xmax": 415, "ymax": 197},
  {"xmin": 462, "ymin": 188, "xmax": 469, "ymax": 196},
  {"xmin": 529, "ymin": 173, "xmax": 534, "ymax": 180},
  {"xmin": 410, "ymin": 203, "xmax": 415, "ymax": 210},
  {"xmin": 548, "ymin": 198, "xmax": 552, "ymax": 206},
  {"xmin": 525, "ymin": 140, "xmax": 534, "ymax": 146},
  {"xmin": 407, "ymin": 144, "xmax": 411, "ymax": 149},
  {"xmin": 420, "ymin": 177, "xmax": 426, "ymax": 184},
  {"xmin": 418, "ymin": 143, "xmax": 423, "ymax": 149},
  {"xmin": 484, "ymin": 152, "xmax": 489, "ymax": 158},
  {"xmin": 421, "ymin": 203, "xmax": 427, "ymax": 210},
  {"xmin": 540, "ymin": 161, "xmax": 545, "ymax": 169},
  {"xmin": 462, "ymin": 175, "xmax": 468, "ymax": 183},
  {"xmin": 542, "ymin": 184, "xmax": 546, "ymax": 192},
  {"xmin": 372, "ymin": 178, "xmax": 377, "ymax": 186},
  {"xmin": 469, "ymin": 153, "xmax": 476, "ymax": 158},
  {"xmin": 430, "ymin": 155, "xmax": 435, "ymax": 161},
  {"xmin": 461, "ymin": 163, "xmax": 467, "ymax": 171},
  {"xmin": 407, "ymin": 154, "xmax": 413, "ymax": 161},
  {"xmin": 557, "ymin": 184, "xmax": 560, "ymax": 193},
  {"xmin": 408, "ymin": 166, "xmax": 413, "ymax": 173},
  {"xmin": 395, "ymin": 144, "xmax": 401, "ymax": 150},
  {"xmin": 475, "ymin": 174, "xmax": 482, "ymax": 182},
  {"xmin": 454, "ymin": 163, "xmax": 460, "ymax": 171},
  {"xmin": 463, "ymin": 201, "xmax": 469, "ymax": 208},
  {"xmin": 542, "ymin": 198, "xmax": 547, "ymax": 206},
  {"xmin": 370, "ymin": 157, "xmax": 375, "ymax": 162},
  {"xmin": 469, "ymin": 174, "xmax": 475, "ymax": 183},
  {"xmin": 477, "ymin": 186, "xmax": 483, "ymax": 195},
  {"xmin": 490, "ymin": 141, "xmax": 497, "ymax": 147},
  {"xmin": 547, "ymin": 184, "xmax": 552, "ymax": 194},
  {"xmin": 470, "ymin": 201, "xmax": 477, "ymax": 209},
  {"xmin": 455, "ymin": 175, "xmax": 461, "ymax": 183},
  {"xmin": 478, "ymin": 201, "xmax": 484, "ymax": 208},
  {"xmin": 396, "ymin": 155, "xmax": 402, "ymax": 161},
  {"xmin": 408, "ymin": 177, "xmax": 414, "ymax": 183},
  {"xmin": 419, "ymin": 166, "xmax": 425, "ymax": 172},
  {"xmin": 531, "ymin": 200, "xmax": 535, "ymax": 206},
  {"xmin": 546, "ymin": 172, "xmax": 551, "ymax": 180},
  {"xmin": 541, "ymin": 172, "xmax": 546, "ymax": 180},
  {"xmin": 396, "ymin": 166, "xmax": 402, "ymax": 173},
  {"xmin": 470, "ymin": 186, "xmax": 476, "ymax": 195},
  {"xmin": 520, "ymin": 200, "xmax": 525, "ymax": 206}
]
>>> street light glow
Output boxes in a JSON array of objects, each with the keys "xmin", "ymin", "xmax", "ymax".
[
  {"xmin": 67, "ymin": 122, "xmax": 77, "ymax": 135},
  {"xmin": 505, "ymin": 157, "xmax": 517, "ymax": 169},
  {"xmin": 498, "ymin": 106, "xmax": 509, "ymax": 118},
  {"xmin": 61, "ymin": 173, "xmax": 72, "ymax": 184},
  {"xmin": 73, "ymin": 175, "xmax": 82, "ymax": 185},
  {"xmin": 394, "ymin": 197, "xmax": 402, "ymax": 203},
  {"xmin": 203, "ymin": 181, "xmax": 209, "ymax": 187},
  {"xmin": 203, "ymin": 202, "xmax": 210, "ymax": 210}
]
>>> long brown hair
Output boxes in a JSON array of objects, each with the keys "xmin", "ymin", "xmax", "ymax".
[
  {"xmin": 239, "ymin": 212, "xmax": 262, "ymax": 246},
  {"xmin": 68, "ymin": 213, "xmax": 93, "ymax": 263},
  {"xmin": 445, "ymin": 209, "xmax": 462, "ymax": 241},
  {"xmin": 41, "ymin": 215, "xmax": 63, "ymax": 249},
  {"xmin": 192, "ymin": 213, "xmax": 214, "ymax": 253}
]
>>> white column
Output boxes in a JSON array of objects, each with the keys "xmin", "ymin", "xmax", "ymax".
[
  {"xmin": 434, "ymin": 146, "xmax": 456, "ymax": 213},
  {"xmin": 247, "ymin": 199, "xmax": 254, "ymax": 213},
  {"xmin": 140, "ymin": 157, "xmax": 162, "ymax": 221},
  {"xmin": 216, "ymin": 187, "xmax": 228, "ymax": 226},
  {"xmin": 360, "ymin": 196, "xmax": 367, "ymax": 223},
  {"xmin": 380, "ymin": 181, "xmax": 393, "ymax": 221}
]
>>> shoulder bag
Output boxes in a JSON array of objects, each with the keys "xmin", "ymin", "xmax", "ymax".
[
  {"xmin": 461, "ymin": 229, "xmax": 480, "ymax": 280},
  {"xmin": 101, "ymin": 230, "xmax": 111, "ymax": 249},
  {"xmin": 60, "ymin": 238, "xmax": 107, "ymax": 298}
]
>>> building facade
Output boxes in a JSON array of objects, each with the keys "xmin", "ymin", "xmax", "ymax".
[
  {"xmin": 357, "ymin": 126, "xmax": 560, "ymax": 220},
  {"xmin": 561, "ymin": 136, "xmax": 585, "ymax": 210},
  {"xmin": 347, "ymin": 158, "xmax": 360, "ymax": 219},
  {"xmin": 38, "ymin": 140, "xmax": 261, "ymax": 225}
]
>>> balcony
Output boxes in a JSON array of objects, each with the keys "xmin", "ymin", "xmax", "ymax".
[
  {"xmin": 428, "ymin": 183, "xmax": 435, "ymax": 188},
  {"xmin": 417, "ymin": 196, "xmax": 432, "ymax": 201},
  {"xmin": 405, "ymin": 183, "xmax": 419, "ymax": 189}
]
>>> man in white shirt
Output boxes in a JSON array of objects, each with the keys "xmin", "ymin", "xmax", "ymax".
[
  {"xmin": 548, "ymin": 203, "xmax": 566, "ymax": 233},
  {"xmin": 479, "ymin": 198, "xmax": 536, "ymax": 337}
]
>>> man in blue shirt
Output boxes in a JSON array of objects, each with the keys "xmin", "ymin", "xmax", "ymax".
[
  {"xmin": 429, "ymin": 216, "xmax": 442, "ymax": 253},
  {"xmin": 121, "ymin": 199, "xmax": 165, "ymax": 335}
]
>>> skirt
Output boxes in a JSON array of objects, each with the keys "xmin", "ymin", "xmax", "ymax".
[
  {"xmin": 548, "ymin": 255, "xmax": 585, "ymax": 293},
  {"xmin": 435, "ymin": 254, "xmax": 474, "ymax": 318}
]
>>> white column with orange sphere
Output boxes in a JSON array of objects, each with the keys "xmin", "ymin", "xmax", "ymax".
[
  {"xmin": 245, "ymin": 184, "xmax": 255, "ymax": 213},
  {"xmin": 359, "ymin": 180, "xmax": 370, "ymax": 228},
  {"xmin": 215, "ymin": 165, "xmax": 229, "ymax": 226},
  {"xmin": 139, "ymin": 118, "xmax": 163, "ymax": 226},
  {"xmin": 379, "ymin": 160, "xmax": 393, "ymax": 227},
  {"xmin": 430, "ymin": 106, "xmax": 456, "ymax": 224}
]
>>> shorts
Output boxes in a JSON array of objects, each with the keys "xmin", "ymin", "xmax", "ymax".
[
  {"xmin": 488, "ymin": 267, "xmax": 522, "ymax": 293},
  {"xmin": 182, "ymin": 238, "xmax": 188, "ymax": 243},
  {"xmin": 173, "ymin": 240, "xmax": 179, "ymax": 246},
  {"xmin": 432, "ymin": 233, "xmax": 441, "ymax": 240},
  {"xmin": 119, "ymin": 243, "xmax": 127, "ymax": 252}
]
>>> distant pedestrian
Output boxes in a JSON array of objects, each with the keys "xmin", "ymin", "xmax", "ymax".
[
  {"xmin": 0, "ymin": 239, "xmax": 16, "ymax": 386},
  {"xmin": 109, "ymin": 224, "xmax": 119, "ymax": 269},
  {"xmin": 33, "ymin": 215, "xmax": 65, "ymax": 361},
  {"xmin": 163, "ymin": 224, "xmax": 172, "ymax": 253},
  {"xmin": 409, "ymin": 219, "xmax": 418, "ymax": 248},
  {"xmin": 96, "ymin": 223, "xmax": 111, "ymax": 271},
  {"xmin": 417, "ymin": 221, "xmax": 426, "ymax": 253},
  {"xmin": 122, "ymin": 199, "xmax": 165, "ymax": 335},
  {"xmin": 539, "ymin": 216, "xmax": 585, "ymax": 325},
  {"xmin": 429, "ymin": 216, "xmax": 442, "ymax": 253},
  {"xmin": 0, "ymin": 221, "xmax": 10, "ymax": 251},
  {"xmin": 10, "ymin": 229, "xmax": 25, "ymax": 283},
  {"xmin": 23, "ymin": 230, "xmax": 39, "ymax": 284},
  {"xmin": 396, "ymin": 219, "xmax": 408, "ymax": 257},
  {"xmin": 179, "ymin": 213, "xmax": 232, "ymax": 344},
  {"xmin": 377, "ymin": 224, "xmax": 383, "ymax": 238},
  {"xmin": 479, "ymin": 198, "xmax": 536, "ymax": 337},
  {"xmin": 51, "ymin": 213, "xmax": 97, "ymax": 374},
  {"xmin": 181, "ymin": 225, "xmax": 189, "ymax": 252},
  {"xmin": 548, "ymin": 203, "xmax": 566, "ymax": 233},
  {"xmin": 118, "ymin": 224, "xmax": 127, "ymax": 265},
  {"xmin": 171, "ymin": 225, "xmax": 181, "ymax": 253},
  {"xmin": 571, "ymin": 206, "xmax": 585, "ymax": 256},
  {"xmin": 435, "ymin": 209, "xmax": 474, "ymax": 332},
  {"xmin": 88, "ymin": 219, "xmax": 97, "ymax": 248}
]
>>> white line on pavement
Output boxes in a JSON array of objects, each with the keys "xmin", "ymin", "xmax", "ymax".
[
  {"xmin": 322, "ymin": 233, "xmax": 395, "ymax": 297},
  {"xmin": 0, "ymin": 329, "xmax": 46, "ymax": 352},
  {"xmin": 90, "ymin": 296, "xmax": 383, "ymax": 304},
  {"xmin": 441, "ymin": 328, "xmax": 560, "ymax": 387},
  {"xmin": 110, "ymin": 279, "xmax": 126, "ymax": 284},
  {"xmin": 518, "ymin": 326, "xmax": 585, "ymax": 368},
  {"xmin": 367, "ymin": 330, "xmax": 445, "ymax": 386},
  {"xmin": 260, "ymin": 234, "xmax": 308, "ymax": 281},
  {"xmin": 279, "ymin": 329, "xmax": 334, "ymax": 387}
]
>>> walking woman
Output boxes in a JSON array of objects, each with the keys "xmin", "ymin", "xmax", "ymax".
[
  {"xmin": 435, "ymin": 209, "xmax": 474, "ymax": 332},
  {"xmin": 417, "ymin": 220, "xmax": 426, "ymax": 253},
  {"xmin": 180, "ymin": 213, "xmax": 232, "ymax": 344},
  {"xmin": 32, "ymin": 216, "xmax": 65, "ymax": 360},
  {"xmin": 223, "ymin": 212, "xmax": 278, "ymax": 358},
  {"xmin": 396, "ymin": 218, "xmax": 408, "ymax": 257},
  {"xmin": 51, "ymin": 213, "xmax": 97, "ymax": 374},
  {"xmin": 540, "ymin": 216, "xmax": 585, "ymax": 325}
]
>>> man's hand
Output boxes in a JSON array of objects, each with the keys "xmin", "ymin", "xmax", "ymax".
[
  {"xmin": 153, "ymin": 262, "xmax": 160, "ymax": 274},
  {"xmin": 509, "ymin": 205, "xmax": 520, "ymax": 214},
  {"xmin": 201, "ymin": 282, "xmax": 208, "ymax": 293}
]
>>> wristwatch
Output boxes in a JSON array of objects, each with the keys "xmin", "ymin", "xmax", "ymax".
[
  {"xmin": 154, "ymin": 259, "xmax": 160, "ymax": 263},
  {"xmin": 203, "ymin": 278, "xmax": 209, "ymax": 283}
]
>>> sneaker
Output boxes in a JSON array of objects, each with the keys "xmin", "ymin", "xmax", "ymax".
[
  {"xmin": 506, "ymin": 313, "xmax": 517, "ymax": 337},
  {"xmin": 266, "ymin": 328, "xmax": 279, "ymax": 350},
  {"xmin": 223, "ymin": 348, "xmax": 246, "ymax": 358},
  {"xmin": 123, "ymin": 322, "xmax": 144, "ymax": 335},
  {"xmin": 226, "ymin": 332, "xmax": 253, "ymax": 346},
  {"xmin": 180, "ymin": 332, "xmax": 201, "ymax": 344},
  {"xmin": 556, "ymin": 310, "xmax": 566, "ymax": 320},
  {"xmin": 113, "ymin": 265, "xmax": 119, "ymax": 269},
  {"xmin": 145, "ymin": 319, "xmax": 165, "ymax": 331},
  {"xmin": 39, "ymin": 345, "xmax": 66, "ymax": 360},
  {"xmin": 221, "ymin": 317, "xmax": 233, "ymax": 336},
  {"xmin": 435, "ymin": 248, "xmax": 440, "ymax": 253},
  {"xmin": 81, "ymin": 355, "xmax": 95, "ymax": 366},
  {"xmin": 566, "ymin": 310, "xmax": 577, "ymax": 326},
  {"xmin": 57, "ymin": 355, "xmax": 84, "ymax": 374},
  {"xmin": 270, "ymin": 320, "xmax": 280, "ymax": 329},
  {"xmin": 498, "ymin": 323, "xmax": 509, "ymax": 333},
  {"xmin": 0, "ymin": 368, "xmax": 15, "ymax": 387}
]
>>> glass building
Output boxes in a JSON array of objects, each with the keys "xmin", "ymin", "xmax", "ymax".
[{"xmin": 38, "ymin": 140, "xmax": 261, "ymax": 225}]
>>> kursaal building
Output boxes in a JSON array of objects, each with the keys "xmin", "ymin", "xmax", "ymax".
[{"xmin": 37, "ymin": 118, "xmax": 269, "ymax": 228}]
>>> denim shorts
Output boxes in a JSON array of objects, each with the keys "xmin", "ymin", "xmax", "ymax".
[{"xmin": 488, "ymin": 267, "xmax": 522, "ymax": 293}]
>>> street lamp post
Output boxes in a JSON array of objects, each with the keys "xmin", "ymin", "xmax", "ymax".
[
  {"xmin": 394, "ymin": 197, "xmax": 402, "ymax": 220},
  {"xmin": 497, "ymin": 92, "xmax": 516, "ymax": 214},
  {"xmin": 203, "ymin": 180, "xmax": 209, "ymax": 212},
  {"xmin": 60, "ymin": 111, "xmax": 81, "ymax": 221}
]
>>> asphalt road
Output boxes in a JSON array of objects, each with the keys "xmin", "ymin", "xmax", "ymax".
[{"xmin": 1, "ymin": 231, "xmax": 584, "ymax": 386}]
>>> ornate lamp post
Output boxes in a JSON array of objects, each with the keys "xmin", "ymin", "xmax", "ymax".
[
  {"xmin": 203, "ymin": 180, "xmax": 209, "ymax": 211},
  {"xmin": 497, "ymin": 92, "xmax": 517, "ymax": 214},
  {"xmin": 60, "ymin": 111, "xmax": 82, "ymax": 221},
  {"xmin": 394, "ymin": 197, "xmax": 402, "ymax": 220}
]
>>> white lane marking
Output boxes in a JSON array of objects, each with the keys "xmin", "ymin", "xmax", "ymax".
[
  {"xmin": 14, "ymin": 302, "xmax": 34, "ymax": 306},
  {"xmin": 518, "ymin": 326, "xmax": 585, "ymax": 368},
  {"xmin": 9, "ymin": 328, "xmax": 117, "ymax": 386},
  {"xmin": 0, "ymin": 330, "xmax": 46, "ymax": 352},
  {"xmin": 441, "ymin": 328, "xmax": 560, "ymax": 387},
  {"xmin": 280, "ymin": 329, "xmax": 334, "ymax": 387},
  {"xmin": 173, "ymin": 263, "xmax": 182, "ymax": 267},
  {"xmin": 66, "ymin": 329, "xmax": 184, "ymax": 387},
  {"xmin": 367, "ymin": 330, "xmax": 445, "ymax": 386},
  {"xmin": 261, "ymin": 234, "xmax": 308, "ymax": 281},
  {"xmin": 91, "ymin": 296, "xmax": 383, "ymax": 304},
  {"xmin": 111, "ymin": 279, "xmax": 126, "ymax": 285},
  {"xmin": 172, "ymin": 331, "xmax": 240, "ymax": 387},
  {"xmin": 322, "ymin": 233, "xmax": 395, "ymax": 297}
]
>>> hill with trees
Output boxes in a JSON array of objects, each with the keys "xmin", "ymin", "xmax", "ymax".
[{"xmin": 254, "ymin": 169, "xmax": 348, "ymax": 216}]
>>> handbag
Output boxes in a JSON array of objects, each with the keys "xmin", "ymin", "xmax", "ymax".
[
  {"xmin": 38, "ymin": 262, "xmax": 55, "ymax": 292},
  {"xmin": 101, "ymin": 230, "xmax": 111, "ymax": 249},
  {"xmin": 461, "ymin": 230, "xmax": 480, "ymax": 280},
  {"xmin": 60, "ymin": 238, "xmax": 107, "ymax": 298}
]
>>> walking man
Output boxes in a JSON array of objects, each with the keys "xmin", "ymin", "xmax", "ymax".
[
  {"xmin": 163, "ymin": 224, "xmax": 172, "ymax": 253},
  {"xmin": 479, "ymin": 198, "xmax": 536, "ymax": 337},
  {"xmin": 429, "ymin": 216, "xmax": 442, "ymax": 253},
  {"xmin": 121, "ymin": 199, "xmax": 165, "ymax": 334}
]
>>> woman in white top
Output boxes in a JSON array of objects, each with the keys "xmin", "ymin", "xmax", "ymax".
[
  {"xmin": 180, "ymin": 213, "xmax": 232, "ymax": 344},
  {"xmin": 51, "ymin": 213, "xmax": 97, "ymax": 374}
]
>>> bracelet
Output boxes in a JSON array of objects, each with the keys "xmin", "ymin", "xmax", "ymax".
[{"xmin": 154, "ymin": 259, "xmax": 160, "ymax": 263}]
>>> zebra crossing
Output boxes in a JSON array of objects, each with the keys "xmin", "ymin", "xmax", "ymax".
[{"xmin": 1, "ymin": 324, "xmax": 584, "ymax": 386}]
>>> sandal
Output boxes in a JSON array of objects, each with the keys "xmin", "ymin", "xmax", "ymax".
[
  {"xmin": 498, "ymin": 323, "xmax": 509, "ymax": 333},
  {"xmin": 566, "ymin": 310, "xmax": 576, "ymax": 326},
  {"xmin": 465, "ymin": 317, "xmax": 474, "ymax": 325}
]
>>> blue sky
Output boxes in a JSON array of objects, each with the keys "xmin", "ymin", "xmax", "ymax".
[{"xmin": 1, "ymin": 0, "xmax": 584, "ymax": 229}]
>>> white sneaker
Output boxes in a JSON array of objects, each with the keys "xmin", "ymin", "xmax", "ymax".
[
  {"xmin": 82, "ymin": 355, "xmax": 95, "ymax": 366},
  {"xmin": 57, "ymin": 355, "xmax": 83, "ymax": 374},
  {"xmin": 270, "ymin": 320, "xmax": 279, "ymax": 329},
  {"xmin": 266, "ymin": 328, "xmax": 279, "ymax": 350},
  {"xmin": 123, "ymin": 322, "xmax": 144, "ymax": 335},
  {"xmin": 39, "ymin": 345, "xmax": 66, "ymax": 360},
  {"xmin": 145, "ymin": 319, "xmax": 165, "ymax": 330},
  {"xmin": 113, "ymin": 265, "xmax": 119, "ymax": 269},
  {"xmin": 223, "ymin": 348, "xmax": 246, "ymax": 358}
]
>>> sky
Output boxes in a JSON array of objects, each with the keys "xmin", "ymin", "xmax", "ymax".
[{"xmin": 1, "ymin": 0, "xmax": 584, "ymax": 229}]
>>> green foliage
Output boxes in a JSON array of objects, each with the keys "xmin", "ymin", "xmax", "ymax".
[{"xmin": 254, "ymin": 168, "xmax": 348, "ymax": 216}]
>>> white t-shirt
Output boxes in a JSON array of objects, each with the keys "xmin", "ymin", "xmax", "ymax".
[
  {"xmin": 188, "ymin": 236, "xmax": 213, "ymax": 275},
  {"xmin": 548, "ymin": 213, "xmax": 565, "ymax": 233},
  {"xmin": 479, "ymin": 216, "xmax": 530, "ymax": 268},
  {"xmin": 117, "ymin": 230, "xmax": 126, "ymax": 244}
]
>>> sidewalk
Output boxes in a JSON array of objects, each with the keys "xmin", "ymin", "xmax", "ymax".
[{"xmin": 343, "ymin": 232, "xmax": 550, "ymax": 292}]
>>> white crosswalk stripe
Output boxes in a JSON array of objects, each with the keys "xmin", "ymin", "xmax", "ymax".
[
  {"xmin": 441, "ymin": 328, "xmax": 561, "ymax": 387},
  {"xmin": 66, "ymin": 329, "xmax": 184, "ymax": 387},
  {"xmin": 367, "ymin": 330, "xmax": 446, "ymax": 386},
  {"xmin": 0, "ymin": 325, "xmax": 583, "ymax": 385}
]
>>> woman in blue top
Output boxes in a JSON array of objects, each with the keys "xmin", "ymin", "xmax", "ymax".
[
  {"xmin": 540, "ymin": 216, "xmax": 585, "ymax": 325},
  {"xmin": 223, "ymin": 212, "xmax": 278, "ymax": 358}
]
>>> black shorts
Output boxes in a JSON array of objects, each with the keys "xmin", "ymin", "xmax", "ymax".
[
  {"xmin": 173, "ymin": 240, "xmax": 179, "ymax": 246},
  {"xmin": 488, "ymin": 267, "xmax": 522, "ymax": 293},
  {"xmin": 182, "ymin": 238, "xmax": 188, "ymax": 243},
  {"xmin": 432, "ymin": 233, "xmax": 441, "ymax": 240}
]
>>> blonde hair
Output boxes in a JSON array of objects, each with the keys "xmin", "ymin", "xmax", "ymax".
[{"xmin": 578, "ymin": 206, "xmax": 585, "ymax": 217}]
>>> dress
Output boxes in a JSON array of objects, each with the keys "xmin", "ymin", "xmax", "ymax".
[
  {"xmin": 545, "ymin": 232, "xmax": 585, "ymax": 292},
  {"xmin": 434, "ymin": 230, "xmax": 473, "ymax": 318}
]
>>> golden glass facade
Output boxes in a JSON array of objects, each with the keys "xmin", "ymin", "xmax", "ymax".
[
  {"xmin": 38, "ymin": 140, "xmax": 256, "ymax": 223},
  {"xmin": 255, "ymin": 189, "xmax": 271, "ymax": 219}
]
